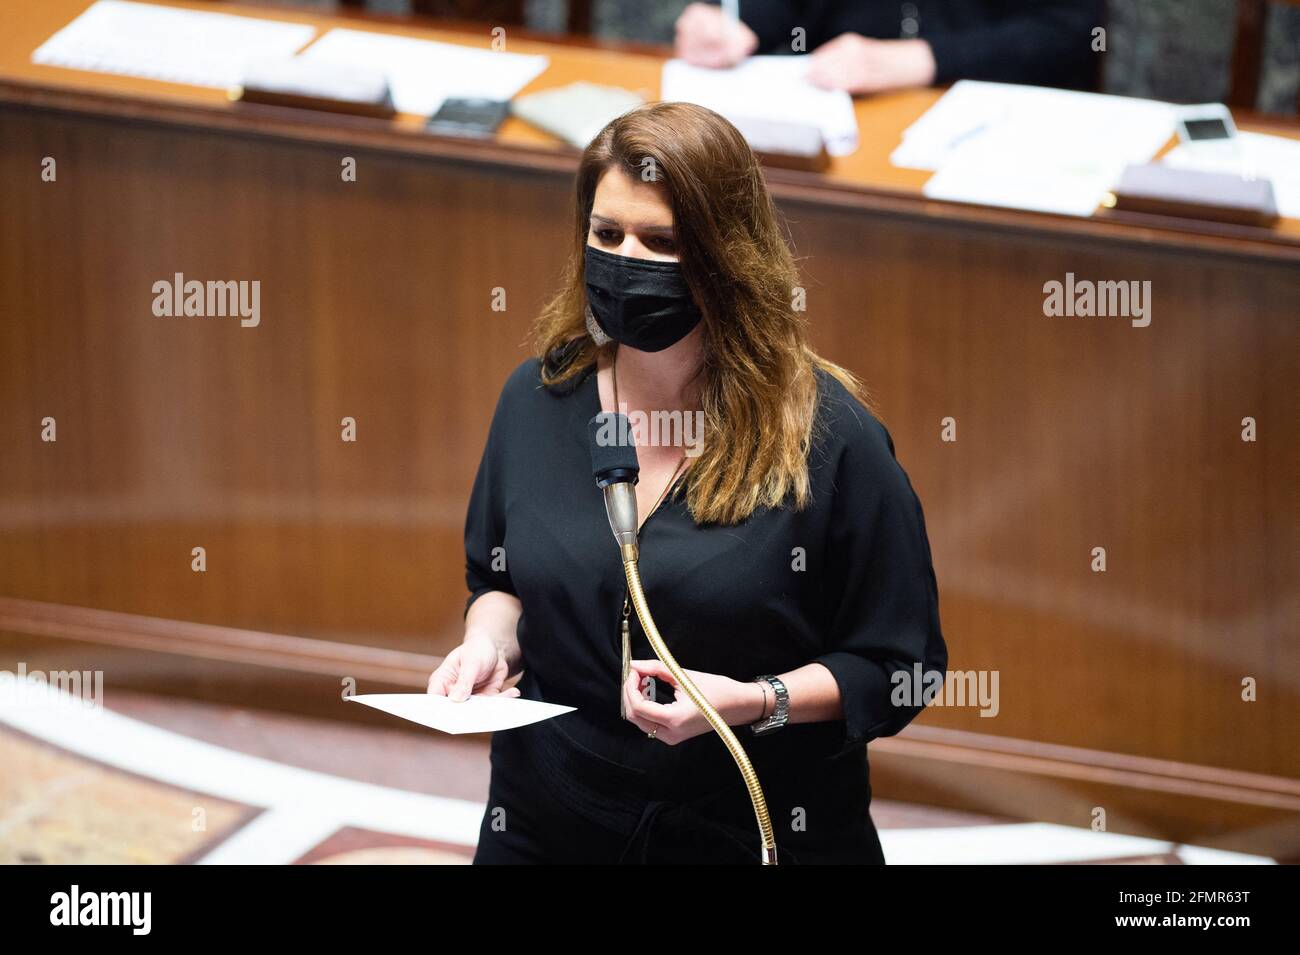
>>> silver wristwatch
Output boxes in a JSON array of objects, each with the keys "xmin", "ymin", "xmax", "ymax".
[{"xmin": 749, "ymin": 674, "xmax": 789, "ymax": 735}]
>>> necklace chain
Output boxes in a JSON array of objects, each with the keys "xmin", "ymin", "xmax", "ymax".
[{"xmin": 613, "ymin": 347, "xmax": 687, "ymax": 526}]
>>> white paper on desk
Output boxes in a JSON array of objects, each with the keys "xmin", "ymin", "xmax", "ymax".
[
  {"xmin": 1163, "ymin": 131, "xmax": 1300, "ymax": 219},
  {"xmin": 891, "ymin": 81, "xmax": 1175, "ymax": 173},
  {"xmin": 661, "ymin": 56, "xmax": 859, "ymax": 156},
  {"xmin": 297, "ymin": 28, "xmax": 548, "ymax": 117},
  {"xmin": 898, "ymin": 81, "xmax": 1176, "ymax": 216},
  {"xmin": 921, "ymin": 115, "xmax": 1130, "ymax": 216},
  {"xmin": 348, "ymin": 693, "xmax": 574, "ymax": 734},
  {"xmin": 31, "ymin": 0, "xmax": 316, "ymax": 90}
]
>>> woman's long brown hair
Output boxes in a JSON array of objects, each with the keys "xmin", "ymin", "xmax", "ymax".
[{"xmin": 533, "ymin": 101, "xmax": 873, "ymax": 526}]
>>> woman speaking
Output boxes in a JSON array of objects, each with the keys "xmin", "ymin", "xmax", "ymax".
[{"xmin": 428, "ymin": 102, "xmax": 947, "ymax": 864}]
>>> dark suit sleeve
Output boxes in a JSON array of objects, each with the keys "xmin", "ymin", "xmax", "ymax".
[
  {"xmin": 463, "ymin": 378, "xmax": 519, "ymax": 619},
  {"xmin": 923, "ymin": 0, "xmax": 1104, "ymax": 89},
  {"xmin": 704, "ymin": 0, "xmax": 805, "ymax": 54},
  {"xmin": 812, "ymin": 405, "xmax": 947, "ymax": 758}
]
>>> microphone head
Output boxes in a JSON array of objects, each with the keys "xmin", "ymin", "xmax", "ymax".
[{"xmin": 589, "ymin": 412, "xmax": 639, "ymax": 488}]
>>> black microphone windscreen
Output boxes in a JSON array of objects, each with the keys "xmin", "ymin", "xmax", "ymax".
[{"xmin": 589, "ymin": 412, "xmax": 639, "ymax": 485}]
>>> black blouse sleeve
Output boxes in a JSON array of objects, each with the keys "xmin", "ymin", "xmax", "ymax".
[
  {"xmin": 812, "ymin": 399, "xmax": 947, "ymax": 758},
  {"xmin": 462, "ymin": 373, "xmax": 520, "ymax": 619}
]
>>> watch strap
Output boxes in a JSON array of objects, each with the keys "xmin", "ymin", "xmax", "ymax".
[{"xmin": 749, "ymin": 674, "xmax": 789, "ymax": 735}]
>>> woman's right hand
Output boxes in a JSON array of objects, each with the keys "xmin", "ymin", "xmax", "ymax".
[{"xmin": 427, "ymin": 633, "xmax": 521, "ymax": 702}]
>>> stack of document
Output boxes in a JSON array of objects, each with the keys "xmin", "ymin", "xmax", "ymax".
[
  {"xmin": 662, "ymin": 56, "xmax": 859, "ymax": 156},
  {"xmin": 31, "ymin": 0, "xmax": 316, "ymax": 89},
  {"xmin": 892, "ymin": 81, "xmax": 1177, "ymax": 217},
  {"xmin": 297, "ymin": 28, "xmax": 549, "ymax": 117},
  {"xmin": 30, "ymin": 1, "xmax": 549, "ymax": 118}
]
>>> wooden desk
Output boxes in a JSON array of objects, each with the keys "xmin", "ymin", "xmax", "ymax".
[{"xmin": 1, "ymin": 0, "xmax": 1297, "ymax": 858}]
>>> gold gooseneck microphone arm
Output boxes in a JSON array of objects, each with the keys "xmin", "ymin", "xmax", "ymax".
[
  {"xmin": 591, "ymin": 411, "xmax": 776, "ymax": 865},
  {"xmin": 618, "ymin": 542, "xmax": 778, "ymax": 865}
]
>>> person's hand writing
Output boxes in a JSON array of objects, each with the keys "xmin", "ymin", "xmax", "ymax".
[
  {"xmin": 622, "ymin": 658, "xmax": 764, "ymax": 745},
  {"xmin": 427, "ymin": 632, "xmax": 521, "ymax": 702},
  {"xmin": 807, "ymin": 34, "xmax": 936, "ymax": 94},
  {"xmin": 674, "ymin": 2, "xmax": 759, "ymax": 69}
]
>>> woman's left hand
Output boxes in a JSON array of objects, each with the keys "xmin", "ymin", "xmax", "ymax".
[{"xmin": 622, "ymin": 659, "xmax": 761, "ymax": 745}]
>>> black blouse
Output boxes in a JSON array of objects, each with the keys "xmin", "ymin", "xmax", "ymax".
[{"xmin": 463, "ymin": 355, "xmax": 947, "ymax": 862}]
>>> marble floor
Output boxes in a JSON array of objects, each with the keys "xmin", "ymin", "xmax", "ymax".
[{"xmin": 0, "ymin": 678, "xmax": 1276, "ymax": 865}]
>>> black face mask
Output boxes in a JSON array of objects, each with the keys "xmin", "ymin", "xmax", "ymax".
[{"xmin": 584, "ymin": 245, "xmax": 703, "ymax": 353}]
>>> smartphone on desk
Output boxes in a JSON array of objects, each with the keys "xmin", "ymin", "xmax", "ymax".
[
  {"xmin": 1174, "ymin": 103, "xmax": 1241, "ymax": 164},
  {"xmin": 426, "ymin": 98, "xmax": 511, "ymax": 138}
]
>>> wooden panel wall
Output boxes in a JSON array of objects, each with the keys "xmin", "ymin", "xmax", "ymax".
[
  {"xmin": 792, "ymin": 204, "xmax": 1299, "ymax": 777},
  {"xmin": 1, "ymin": 105, "xmax": 565, "ymax": 651},
  {"xmin": 1, "ymin": 103, "xmax": 1297, "ymax": 852}
]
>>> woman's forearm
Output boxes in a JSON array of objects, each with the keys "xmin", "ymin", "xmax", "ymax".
[
  {"xmin": 783, "ymin": 662, "xmax": 846, "ymax": 724},
  {"xmin": 730, "ymin": 662, "xmax": 845, "ymax": 726},
  {"xmin": 465, "ymin": 590, "xmax": 524, "ymax": 676}
]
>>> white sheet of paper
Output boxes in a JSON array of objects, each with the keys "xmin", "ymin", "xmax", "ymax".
[
  {"xmin": 894, "ymin": 81, "xmax": 1176, "ymax": 217},
  {"xmin": 1163, "ymin": 131, "xmax": 1300, "ymax": 220},
  {"xmin": 31, "ymin": 0, "xmax": 316, "ymax": 89},
  {"xmin": 661, "ymin": 56, "xmax": 859, "ymax": 156},
  {"xmin": 297, "ymin": 28, "xmax": 549, "ymax": 117},
  {"xmin": 891, "ymin": 81, "xmax": 1175, "ymax": 172},
  {"xmin": 348, "ymin": 693, "xmax": 574, "ymax": 734},
  {"xmin": 920, "ymin": 114, "xmax": 1129, "ymax": 217}
]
